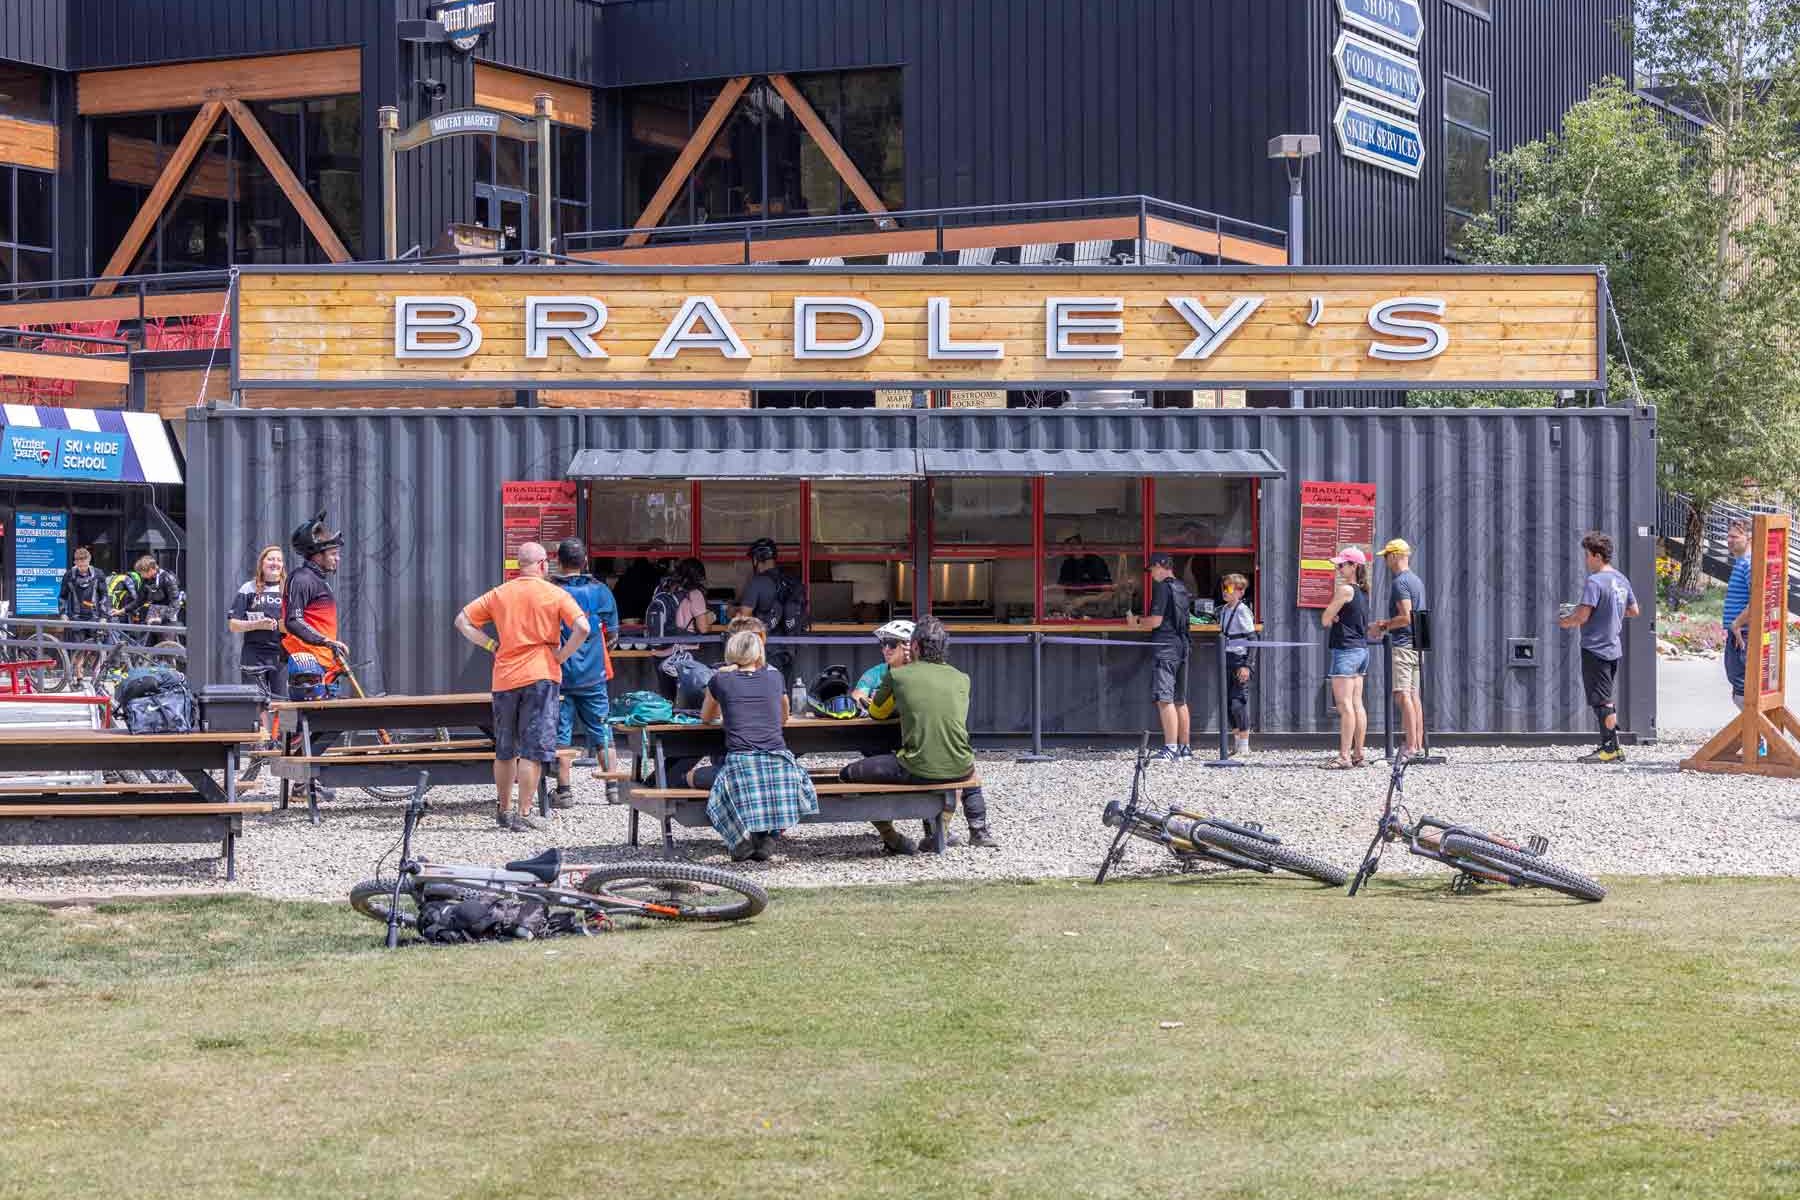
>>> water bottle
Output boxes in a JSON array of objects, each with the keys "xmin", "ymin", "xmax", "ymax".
[{"xmin": 790, "ymin": 678, "xmax": 807, "ymax": 717}]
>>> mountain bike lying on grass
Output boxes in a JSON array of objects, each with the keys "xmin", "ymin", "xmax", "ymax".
[
  {"xmin": 1347, "ymin": 754, "xmax": 1605, "ymax": 902},
  {"xmin": 350, "ymin": 772, "xmax": 768, "ymax": 948},
  {"xmin": 1095, "ymin": 734, "xmax": 1348, "ymax": 886}
]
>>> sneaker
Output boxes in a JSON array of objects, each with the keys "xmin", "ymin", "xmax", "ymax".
[
  {"xmin": 1175, "ymin": 745, "xmax": 1194, "ymax": 761},
  {"xmin": 969, "ymin": 824, "xmax": 1001, "ymax": 849},
  {"xmin": 1149, "ymin": 747, "xmax": 1181, "ymax": 764},
  {"xmin": 514, "ymin": 812, "xmax": 551, "ymax": 833},
  {"xmin": 879, "ymin": 830, "xmax": 919, "ymax": 856},
  {"xmin": 1577, "ymin": 747, "xmax": 1625, "ymax": 764},
  {"xmin": 550, "ymin": 786, "xmax": 577, "ymax": 810},
  {"xmin": 496, "ymin": 809, "xmax": 514, "ymax": 830},
  {"xmin": 750, "ymin": 834, "xmax": 774, "ymax": 862},
  {"xmin": 919, "ymin": 823, "xmax": 962, "ymax": 850},
  {"xmin": 730, "ymin": 839, "xmax": 758, "ymax": 863}
]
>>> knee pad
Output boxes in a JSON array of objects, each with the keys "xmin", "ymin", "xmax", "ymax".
[{"xmin": 1594, "ymin": 702, "xmax": 1616, "ymax": 724}]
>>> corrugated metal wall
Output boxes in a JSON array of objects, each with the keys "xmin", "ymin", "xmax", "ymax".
[
  {"xmin": 187, "ymin": 406, "xmax": 1657, "ymax": 740},
  {"xmin": 0, "ymin": 0, "xmax": 67, "ymax": 69},
  {"xmin": 479, "ymin": 0, "xmax": 600, "ymax": 85},
  {"xmin": 68, "ymin": 0, "xmax": 373, "ymax": 68}
]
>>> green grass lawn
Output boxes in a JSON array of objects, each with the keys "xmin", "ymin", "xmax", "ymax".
[{"xmin": 4, "ymin": 877, "xmax": 1799, "ymax": 1199}]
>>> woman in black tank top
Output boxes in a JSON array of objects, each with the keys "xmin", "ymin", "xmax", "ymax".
[{"xmin": 1320, "ymin": 549, "xmax": 1372, "ymax": 768}]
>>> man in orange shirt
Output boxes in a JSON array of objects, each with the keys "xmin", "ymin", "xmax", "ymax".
[{"xmin": 455, "ymin": 541, "xmax": 591, "ymax": 832}]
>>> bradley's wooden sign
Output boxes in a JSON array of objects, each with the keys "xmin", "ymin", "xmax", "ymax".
[{"xmin": 233, "ymin": 266, "xmax": 1606, "ymax": 392}]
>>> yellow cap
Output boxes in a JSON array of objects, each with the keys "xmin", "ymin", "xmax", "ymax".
[{"xmin": 1379, "ymin": 538, "xmax": 1411, "ymax": 557}]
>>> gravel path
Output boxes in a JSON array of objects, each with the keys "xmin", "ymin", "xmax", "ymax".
[{"xmin": 3, "ymin": 732, "xmax": 1799, "ymax": 901}]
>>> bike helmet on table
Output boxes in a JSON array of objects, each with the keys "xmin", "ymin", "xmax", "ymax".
[
  {"xmin": 874, "ymin": 619, "xmax": 916, "ymax": 645},
  {"xmin": 291, "ymin": 511, "xmax": 345, "ymax": 557},
  {"xmin": 807, "ymin": 664, "xmax": 860, "ymax": 719},
  {"xmin": 287, "ymin": 652, "xmax": 327, "ymax": 699}
]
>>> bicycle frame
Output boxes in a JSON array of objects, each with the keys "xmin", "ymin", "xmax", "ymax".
[
  {"xmin": 1349, "ymin": 758, "xmax": 1551, "ymax": 896},
  {"xmin": 1095, "ymin": 733, "xmax": 1287, "ymax": 883}
]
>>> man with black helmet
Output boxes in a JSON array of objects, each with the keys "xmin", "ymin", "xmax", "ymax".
[
  {"xmin": 283, "ymin": 511, "xmax": 350, "ymax": 700},
  {"xmin": 736, "ymin": 537, "xmax": 784, "ymax": 631}
]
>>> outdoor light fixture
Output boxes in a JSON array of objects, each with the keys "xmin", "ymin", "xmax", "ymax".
[
  {"xmin": 397, "ymin": 18, "xmax": 450, "ymax": 43},
  {"xmin": 1268, "ymin": 134, "xmax": 1322, "ymax": 408},
  {"xmin": 416, "ymin": 77, "xmax": 448, "ymax": 102}
]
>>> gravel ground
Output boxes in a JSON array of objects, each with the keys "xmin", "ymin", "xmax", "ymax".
[{"xmin": 3, "ymin": 731, "xmax": 1799, "ymax": 901}]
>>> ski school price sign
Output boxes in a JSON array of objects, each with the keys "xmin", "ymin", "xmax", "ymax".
[{"xmin": 233, "ymin": 267, "xmax": 1606, "ymax": 392}]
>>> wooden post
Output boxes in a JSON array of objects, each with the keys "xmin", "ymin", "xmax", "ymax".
[
  {"xmin": 535, "ymin": 93, "xmax": 554, "ymax": 257},
  {"xmin": 379, "ymin": 106, "xmax": 399, "ymax": 260},
  {"xmin": 1681, "ymin": 513, "xmax": 1800, "ymax": 777}
]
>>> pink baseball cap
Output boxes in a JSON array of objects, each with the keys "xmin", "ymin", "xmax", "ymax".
[{"xmin": 1330, "ymin": 546, "xmax": 1368, "ymax": 566}]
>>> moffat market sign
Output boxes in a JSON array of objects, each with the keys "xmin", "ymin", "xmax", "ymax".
[{"xmin": 232, "ymin": 267, "xmax": 1606, "ymax": 391}]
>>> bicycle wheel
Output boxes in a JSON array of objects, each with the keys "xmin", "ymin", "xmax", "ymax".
[
  {"xmin": 349, "ymin": 879, "xmax": 420, "ymax": 929},
  {"xmin": 345, "ymin": 729, "xmax": 455, "ymax": 801},
  {"xmin": 1191, "ymin": 825, "xmax": 1350, "ymax": 887},
  {"xmin": 151, "ymin": 638, "xmax": 187, "ymax": 672},
  {"xmin": 578, "ymin": 861, "xmax": 768, "ymax": 922},
  {"xmin": 1440, "ymin": 833, "xmax": 1606, "ymax": 902},
  {"xmin": 19, "ymin": 635, "xmax": 71, "ymax": 693}
]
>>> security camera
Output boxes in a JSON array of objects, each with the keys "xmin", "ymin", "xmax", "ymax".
[{"xmin": 417, "ymin": 77, "xmax": 447, "ymax": 102}]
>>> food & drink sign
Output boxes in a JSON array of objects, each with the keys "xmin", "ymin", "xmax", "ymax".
[{"xmin": 1298, "ymin": 481, "xmax": 1376, "ymax": 608}]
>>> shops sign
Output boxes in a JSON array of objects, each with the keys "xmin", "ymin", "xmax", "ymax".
[
  {"xmin": 234, "ymin": 267, "xmax": 1607, "ymax": 391},
  {"xmin": 1333, "ymin": 32, "xmax": 1424, "ymax": 115},
  {"xmin": 0, "ymin": 427, "xmax": 125, "ymax": 481},
  {"xmin": 432, "ymin": 0, "xmax": 496, "ymax": 52},
  {"xmin": 1336, "ymin": 0, "xmax": 1423, "ymax": 51},
  {"xmin": 1334, "ymin": 99, "xmax": 1425, "ymax": 178}
]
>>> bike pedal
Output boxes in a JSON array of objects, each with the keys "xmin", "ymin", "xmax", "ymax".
[
  {"xmin": 1525, "ymin": 835, "xmax": 1549, "ymax": 857},
  {"xmin": 1451, "ymin": 871, "xmax": 1478, "ymax": 895},
  {"xmin": 1243, "ymin": 821, "xmax": 1263, "ymax": 833}
]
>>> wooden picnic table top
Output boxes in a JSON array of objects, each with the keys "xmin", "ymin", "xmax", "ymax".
[
  {"xmin": 0, "ymin": 802, "xmax": 272, "ymax": 817},
  {"xmin": 0, "ymin": 730, "xmax": 256, "ymax": 746},
  {"xmin": 272, "ymin": 693, "xmax": 490, "ymax": 714}
]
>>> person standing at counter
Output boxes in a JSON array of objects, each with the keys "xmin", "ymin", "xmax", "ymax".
[
  {"xmin": 1372, "ymin": 538, "xmax": 1426, "ymax": 761},
  {"xmin": 1128, "ymin": 552, "xmax": 1193, "ymax": 762},
  {"xmin": 1320, "ymin": 547, "xmax": 1371, "ymax": 769},
  {"xmin": 1220, "ymin": 573, "xmax": 1256, "ymax": 759},
  {"xmin": 550, "ymin": 538, "xmax": 618, "ymax": 808}
]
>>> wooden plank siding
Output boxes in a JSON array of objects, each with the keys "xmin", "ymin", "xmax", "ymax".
[
  {"xmin": 0, "ymin": 116, "xmax": 57, "ymax": 170},
  {"xmin": 473, "ymin": 63, "xmax": 592, "ymax": 129},
  {"xmin": 76, "ymin": 48, "xmax": 361, "ymax": 114}
]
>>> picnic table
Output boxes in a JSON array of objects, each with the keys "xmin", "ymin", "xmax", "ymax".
[
  {"xmin": 0, "ymin": 729, "xmax": 266, "ymax": 877},
  {"xmin": 617, "ymin": 717, "xmax": 977, "ymax": 855}
]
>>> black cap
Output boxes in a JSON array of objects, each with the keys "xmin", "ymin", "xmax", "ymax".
[
  {"xmin": 1149, "ymin": 551, "xmax": 1175, "ymax": 568},
  {"xmin": 556, "ymin": 537, "xmax": 586, "ymax": 570}
]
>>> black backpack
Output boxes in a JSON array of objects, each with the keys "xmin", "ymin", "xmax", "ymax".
[
  {"xmin": 773, "ymin": 572, "xmax": 810, "ymax": 635},
  {"xmin": 644, "ymin": 588, "xmax": 690, "ymax": 643},
  {"xmin": 417, "ymin": 891, "xmax": 551, "ymax": 943},
  {"xmin": 1165, "ymin": 580, "xmax": 1193, "ymax": 630},
  {"xmin": 115, "ymin": 666, "xmax": 196, "ymax": 734}
]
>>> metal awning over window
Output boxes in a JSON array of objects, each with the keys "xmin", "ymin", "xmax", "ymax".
[
  {"xmin": 920, "ymin": 445, "xmax": 1284, "ymax": 478},
  {"xmin": 567, "ymin": 445, "xmax": 921, "ymax": 480}
]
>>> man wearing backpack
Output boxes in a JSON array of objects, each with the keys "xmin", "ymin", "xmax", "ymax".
[
  {"xmin": 1127, "ymin": 552, "xmax": 1194, "ymax": 762},
  {"xmin": 549, "ymin": 537, "xmax": 618, "ymax": 808},
  {"xmin": 737, "ymin": 537, "xmax": 807, "ymax": 635}
]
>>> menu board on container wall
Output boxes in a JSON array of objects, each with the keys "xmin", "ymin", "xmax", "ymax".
[
  {"xmin": 13, "ymin": 511, "xmax": 69, "ymax": 618},
  {"xmin": 1298, "ymin": 481, "xmax": 1376, "ymax": 608},
  {"xmin": 501, "ymin": 482, "xmax": 579, "ymax": 579},
  {"xmin": 1762, "ymin": 523, "xmax": 1788, "ymax": 697}
]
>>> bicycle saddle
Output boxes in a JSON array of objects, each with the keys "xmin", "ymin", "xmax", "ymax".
[{"xmin": 504, "ymin": 848, "xmax": 563, "ymax": 883}]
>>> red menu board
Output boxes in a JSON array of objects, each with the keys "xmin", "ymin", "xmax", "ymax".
[
  {"xmin": 502, "ymin": 481, "xmax": 579, "ymax": 579},
  {"xmin": 1298, "ymin": 481, "xmax": 1377, "ymax": 608},
  {"xmin": 1761, "ymin": 523, "xmax": 1788, "ymax": 697}
]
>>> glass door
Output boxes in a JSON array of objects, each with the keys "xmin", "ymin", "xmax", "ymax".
[{"xmin": 474, "ymin": 185, "xmax": 532, "ymax": 251}]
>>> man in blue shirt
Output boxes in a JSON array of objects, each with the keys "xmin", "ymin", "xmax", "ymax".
[
  {"xmin": 851, "ymin": 619, "xmax": 915, "ymax": 716},
  {"xmin": 1559, "ymin": 531, "xmax": 1640, "ymax": 764},
  {"xmin": 550, "ymin": 538, "xmax": 619, "ymax": 807},
  {"xmin": 1721, "ymin": 519, "xmax": 1753, "ymax": 709}
]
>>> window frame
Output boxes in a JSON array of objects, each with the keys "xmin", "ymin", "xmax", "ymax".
[
  {"xmin": 1442, "ymin": 74, "xmax": 1495, "ymax": 256},
  {"xmin": 0, "ymin": 165, "xmax": 56, "ymax": 297},
  {"xmin": 1445, "ymin": 0, "xmax": 1492, "ymax": 19}
]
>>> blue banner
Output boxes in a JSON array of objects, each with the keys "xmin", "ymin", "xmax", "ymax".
[
  {"xmin": 13, "ymin": 510, "xmax": 68, "ymax": 618},
  {"xmin": 1336, "ymin": 0, "xmax": 1424, "ymax": 50},
  {"xmin": 0, "ymin": 427, "xmax": 127, "ymax": 482},
  {"xmin": 1334, "ymin": 99, "xmax": 1425, "ymax": 179},
  {"xmin": 1333, "ymin": 31, "xmax": 1424, "ymax": 114}
]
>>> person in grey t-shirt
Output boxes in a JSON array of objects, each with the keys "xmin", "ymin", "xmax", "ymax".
[
  {"xmin": 1558, "ymin": 531, "xmax": 1640, "ymax": 764},
  {"xmin": 1371, "ymin": 537, "xmax": 1427, "ymax": 759}
]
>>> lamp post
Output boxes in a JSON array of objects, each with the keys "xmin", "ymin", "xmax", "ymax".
[{"xmin": 1268, "ymin": 134, "xmax": 1321, "ymax": 410}]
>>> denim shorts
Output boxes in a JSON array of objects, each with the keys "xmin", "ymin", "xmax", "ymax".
[
  {"xmin": 1723, "ymin": 632, "xmax": 1747, "ymax": 699},
  {"xmin": 557, "ymin": 686, "xmax": 613, "ymax": 749},
  {"xmin": 1327, "ymin": 646, "xmax": 1369, "ymax": 678}
]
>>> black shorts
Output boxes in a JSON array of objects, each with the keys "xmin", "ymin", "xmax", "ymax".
[
  {"xmin": 492, "ymin": 680, "xmax": 560, "ymax": 763},
  {"xmin": 1580, "ymin": 650, "xmax": 1618, "ymax": 708},
  {"xmin": 1151, "ymin": 646, "xmax": 1189, "ymax": 704}
]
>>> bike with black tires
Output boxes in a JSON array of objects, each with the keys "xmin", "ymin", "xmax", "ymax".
[
  {"xmin": 1347, "ymin": 754, "xmax": 1606, "ymax": 902},
  {"xmin": 1095, "ymin": 733, "xmax": 1349, "ymax": 886},
  {"xmin": 350, "ymin": 773, "xmax": 767, "ymax": 948}
]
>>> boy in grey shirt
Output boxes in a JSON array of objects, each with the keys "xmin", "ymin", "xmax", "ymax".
[{"xmin": 1558, "ymin": 531, "xmax": 1640, "ymax": 763}]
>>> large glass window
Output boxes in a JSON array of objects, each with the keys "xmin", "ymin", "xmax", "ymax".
[
  {"xmin": 476, "ymin": 124, "xmax": 588, "ymax": 250},
  {"xmin": 931, "ymin": 478, "xmax": 1033, "ymax": 545},
  {"xmin": 622, "ymin": 69, "xmax": 903, "ymax": 227},
  {"xmin": 1043, "ymin": 479, "xmax": 1144, "ymax": 620},
  {"xmin": 1444, "ymin": 78, "xmax": 1493, "ymax": 250},
  {"xmin": 0, "ymin": 166, "xmax": 54, "ymax": 297},
  {"xmin": 587, "ymin": 481, "xmax": 692, "ymax": 551},
  {"xmin": 0, "ymin": 63, "xmax": 53, "ymax": 123},
  {"xmin": 929, "ymin": 477, "xmax": 1035, "ymax": 623},
  {"xmin": 811, "ymin": 482, "xmax": 912, "ymax": 621},
  {"xmin": 89, "ymin": 97, "xmax": 363, "ymax": 273},
  {"xmin": 1153, "ymin": 478, "xmax": 1258, "ymax": 619}
]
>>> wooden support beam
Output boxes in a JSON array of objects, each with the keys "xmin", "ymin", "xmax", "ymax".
[
  {"xmin": 766, "ymin": 73, "xmax": 889, "ymax": 217},
  {"xmin": 624, "ymin": 75, "xmax": 752, "ymax": 248},
  {"xmin": 0, "ymin": 116, "xmax": 56, "ymax": 171},
  {"xmin": 78, "ymin": 49, "xmax": 361, "ymax": 116},
  {"xmin": 0, "ymin": 291, "xmax": 228, "ymax": 328},
  {"xmin": 91, "ymin": 102, "xmax": 225, "ymax": 297},
  {"xmin": 224, "ymin": 99, "xmax": 351, "ymax": 264},
  {"xmin": 0, "ymin": 349, "xmax": 130, "ymax": 386}
]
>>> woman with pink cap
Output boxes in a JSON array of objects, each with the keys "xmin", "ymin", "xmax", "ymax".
[{"xmin": 1319, "ymin": 545, "xmax": 1371, "ymax": 768}]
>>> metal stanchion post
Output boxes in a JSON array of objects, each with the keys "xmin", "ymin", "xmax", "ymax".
[
  {"xmin": 1205, "ymin": 627, "xmax": 1245, "ymax": 769},
  {"xmin": 1412, "ymin": 610, "xmax": 1447, "ymax": 765},
  {"xmin": 1018, "ymin": 631, "xmax": 1053, "ymax": 763},
  {"xmin": 1383, "ymin": 639, "xmax": 1396, "ymax": 762}
]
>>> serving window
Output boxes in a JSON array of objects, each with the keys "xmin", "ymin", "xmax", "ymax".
[{"xmin": 584, "ymin": 472, "xmax": 1258, "ymax": 625}]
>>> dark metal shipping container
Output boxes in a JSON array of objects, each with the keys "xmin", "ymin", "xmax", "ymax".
[{"xmin": 186, "ymin": 406, "xmax": 1657, "ymax": 741}]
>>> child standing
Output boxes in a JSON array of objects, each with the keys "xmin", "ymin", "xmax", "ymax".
[{"xmin": 1221, "ymin": 574, "xmax": 1256, "ymax": 758}]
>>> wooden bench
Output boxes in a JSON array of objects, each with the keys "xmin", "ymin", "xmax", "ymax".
[
  {"xmin": 0, "ymin": 798, "xmax": 272, "ymax": 877},
  {"xmin": 272, "ymin": 748, "xmax": 632, "ymax": 823},
  {"xmin": 619, "ymin": 776, "xmax": 981, "ymax": 856}
]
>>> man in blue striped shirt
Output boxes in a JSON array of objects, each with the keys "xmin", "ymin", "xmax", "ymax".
[{"xmin": 1722, "ymin": 519, "xmax": 1752, "ymax": 708}]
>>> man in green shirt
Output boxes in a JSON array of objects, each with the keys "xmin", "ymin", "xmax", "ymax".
[{"xmin": 841, "ymin": 616, "xmax": 997, "ymax": 851}]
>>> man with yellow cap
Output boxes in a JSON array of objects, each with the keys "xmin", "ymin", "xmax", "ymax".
[{"xmin": 1372, "ymin": 537, "xmax": 1426, "ymax": 760}]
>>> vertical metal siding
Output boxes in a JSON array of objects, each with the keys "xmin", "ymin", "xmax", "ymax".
[
  {"xmin": 479, "ymin": 0, "xmax": 599, "ymax": 84},
  {"xmin": 188, "ymin": 407, "xmax": 1656, "ymax": 739},
  {"xmin": 0, "ymin": 0, "xmax": 68, "ymax": 69},
  {"xmin": 70, "ymin": 0, "xmax": 363, "ymax": 68}
]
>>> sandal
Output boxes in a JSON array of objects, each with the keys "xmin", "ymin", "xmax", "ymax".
[
  {"xmin": 1321, "ymin": 757, "xmax": 1353, "ymax": 770},
  {"xmin": 1351, "ymin": 755, "xmax": 1367, "ymax": 768}
]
